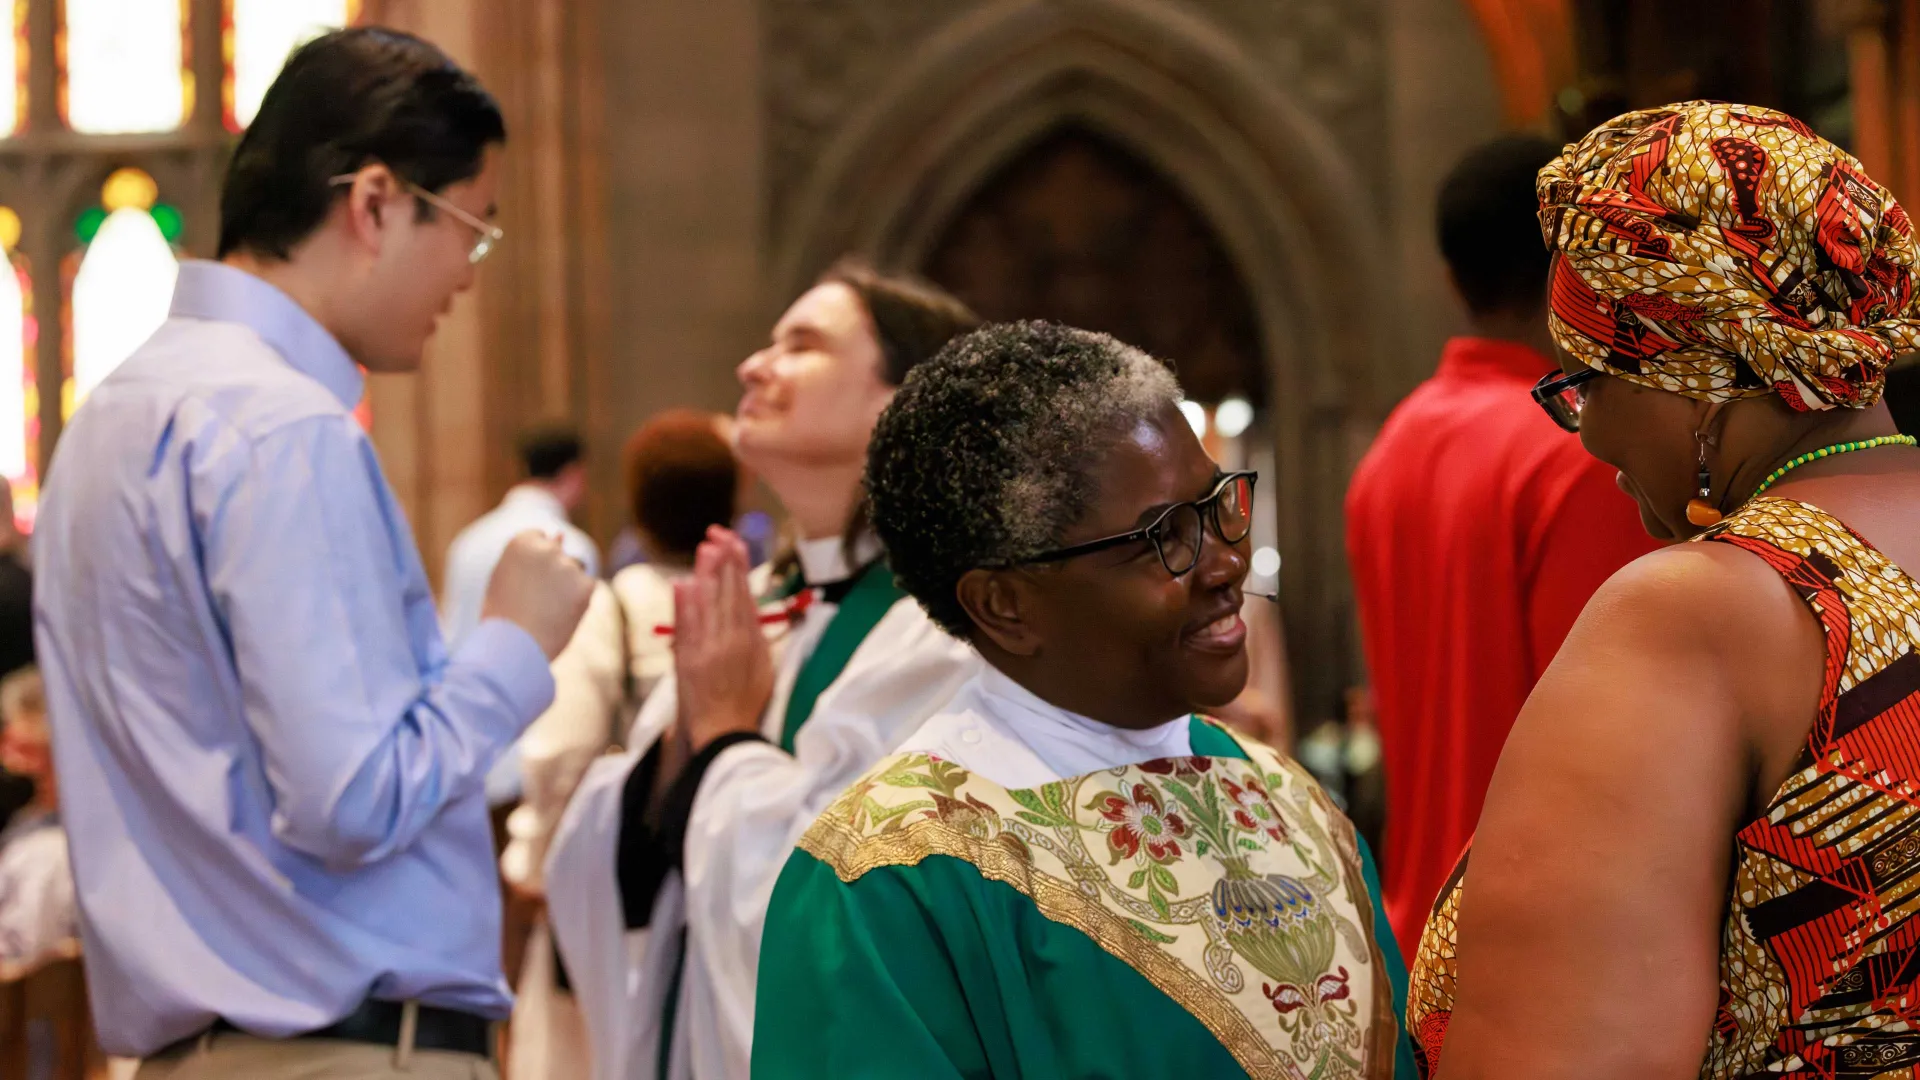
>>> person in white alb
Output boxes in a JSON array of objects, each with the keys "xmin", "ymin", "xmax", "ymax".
[
  {"xmin": 441, "ymin": 423, "xmax": 600, "ymax": 649},
  {"xmin": 501, "ymin": 409, "xmax": 748, "ymax": 1080},
  {"xmin": 544, "ymin": 262, "xmax": 983, "ymax": 1080}
]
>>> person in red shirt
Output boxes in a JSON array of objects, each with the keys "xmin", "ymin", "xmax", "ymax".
[{"xmin": 1346, "ymin": 136, "xmax": 1661, "ymax": 958}]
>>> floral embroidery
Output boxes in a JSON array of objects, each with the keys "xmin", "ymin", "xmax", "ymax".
[
  {"xmin": 1093, "ymin": 782, "xmax": 1191, "ymax": 864},
  {"xmin": 801, "ymin": 720, "xmax": 1393, "ymax": 1079},
  {"xmin": 1222, "ymin": 775, "xmax": 1290, "ymax": 844}
]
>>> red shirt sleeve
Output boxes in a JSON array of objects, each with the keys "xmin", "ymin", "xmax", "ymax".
[{"xmin": 1521, "ymin": 454, "xmax": 1662, "ymax": 679}]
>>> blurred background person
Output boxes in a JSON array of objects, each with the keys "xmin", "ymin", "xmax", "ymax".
[
  {"xmin": 0, "ymin": 481, "xmax": 35, "ymax": 832},
  {"xmin": 442, "ymin": 422, "xmax": 600, "ymax": 649},
  {"xmin": 499, "ymin": 408, "xmax": 744, "ymax": 1080},
  {"xmin": 1345, "ymin": 135, "xmax": 1661, "ymax": 958},
  {"xmin": 0, "ymin": 668, "xmax": 74, "ymax": 972},
  {"xmin": 441, "ymin": 422, "xmax": 601, "ymax": 811},
  {"xmin": 544, "ymin": 262, "xmax": 981, "ymax": 1080}
]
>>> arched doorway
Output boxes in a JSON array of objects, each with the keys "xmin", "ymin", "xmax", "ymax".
[
  {"xmin": 917, "ymin": 125, "xmax": 1293, "ymax": 742},
  {"xmin": 920, "ymin": 126, "xmax": 1267, "ymax": 408},
  {"xmin": 766, "ymin": 0, "xmax": 1392, "ymax": 732}
]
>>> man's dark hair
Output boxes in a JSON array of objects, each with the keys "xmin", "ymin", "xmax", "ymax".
[
  {"xmin": 866, "ymin": 321, "xmax": 1181, "ymax": 638},
  {"xmin": 624, "ymin": 411, "xmax": 739, "ymax": 560},
  {"xmin": 818, "ymin": 259, "xmax": 981, "ymax": 386},
  {"xmin": 218, "ymin": 27, "xmax": 507, "ymax": 260},
  {"xmin": 518, "ymin": 424, "xmax": 584, "ymax": 481},
  {"xmin": 1436, "ymin": 135, "xmax": 1563, "ymax": 317}
]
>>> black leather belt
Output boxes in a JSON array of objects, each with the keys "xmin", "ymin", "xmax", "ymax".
[{"xmin": 163, "ymin": 1000, "xmax": 493, "ymax": 1059}]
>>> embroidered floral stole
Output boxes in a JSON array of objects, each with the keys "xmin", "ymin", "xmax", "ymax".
[{"xmin": 797, "ymin": 731, "xmax": 1395, "ymax": 1079}]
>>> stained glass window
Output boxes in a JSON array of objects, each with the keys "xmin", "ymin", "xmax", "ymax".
[
  {"xmin": 63, "ymin": 0, "xmax": 191, "ymax": 134},
  {"xmin": 0, "ymin": 207, "xmax": 33, "ymax": 527},
  {"xmin": 227, "ymin": 0, "xmax": 356, "ymax": 130},
  {"xmin": 3, "ymin": 0, "xmax": 23, "ymax": 136},
  {"xmin": 69, "ymin": 170, "xmax": 177, "ymax": 408}
]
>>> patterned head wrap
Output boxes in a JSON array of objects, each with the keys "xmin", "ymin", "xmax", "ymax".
[{"xmin": 1539, "ymin": 101, "xmax": 1920, "ymax": 410}]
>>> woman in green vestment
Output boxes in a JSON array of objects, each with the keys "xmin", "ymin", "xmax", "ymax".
[{"xmin": 752, "ymin": 322, "xmax": 1417, "ymax": 1079}]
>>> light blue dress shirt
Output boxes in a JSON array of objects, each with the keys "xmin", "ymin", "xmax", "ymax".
[{"xmin": 31, "ymin": 261, "xmax": 557, "ymax": 1057}]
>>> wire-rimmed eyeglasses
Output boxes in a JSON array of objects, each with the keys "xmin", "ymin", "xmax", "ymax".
[
  {"xmin": 1006, "ymin": 471, "xmax": 1257, "ymax": 577},
  {"xmin": 1532, "ymin": 367, "xmax": 1602, "ymax": 432},
  {"xmin": 328, "ymin": 172, "xmax": 503, "ymax": 265}
]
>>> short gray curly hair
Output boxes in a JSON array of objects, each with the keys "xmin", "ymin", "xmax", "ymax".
[{"xmin": 865, "ymin": 320, "xmax": 1184, "ymax": 637}]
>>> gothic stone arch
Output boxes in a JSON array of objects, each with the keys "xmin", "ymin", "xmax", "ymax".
[{"xmin": 768, "ymin": 0, "xmax": 1390, "ymax": 722}]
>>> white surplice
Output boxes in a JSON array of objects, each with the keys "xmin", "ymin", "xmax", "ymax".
[
  {"xmin": 545, "ymin": 536, "xmax": 978, "ymax": 1080},
  {"xmin": 503, "ymin": 561, "xmax": 699, "ymax": 1080}
]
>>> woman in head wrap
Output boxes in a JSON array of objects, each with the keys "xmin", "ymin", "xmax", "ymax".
[{"xmin": 1407, "ymin": 102, "xmax": 1920, "ymax": 1077}]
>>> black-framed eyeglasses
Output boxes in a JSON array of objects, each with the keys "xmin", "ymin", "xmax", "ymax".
[
  {"xmin": 1008, "ymin": 471, "xmax": 1257, "ymax": 577},
  {"xmin": 1532, "ymin": 368, "xmax": 1602, "ymax": 432}
]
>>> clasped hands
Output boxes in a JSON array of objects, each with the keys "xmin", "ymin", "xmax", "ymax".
[{"xmin": 669, "ymin": 526, "xmax": 776, "ymax": 756}]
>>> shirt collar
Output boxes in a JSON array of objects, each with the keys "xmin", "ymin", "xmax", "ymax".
[
  {"xmin": 501, "ymin": 484, "xmax": 566, "ymax": 518},
  {"xmin": 1435, "ymin": 336, "xmax": 1557, "ymax": 384},
  {"xmin": 976, "ymin": 665, "xmax": 1191, "ymax": 760},
  {"xmin": 794, "ymin": 531, "xmax": 882, "ymax": 586},
  {"xmin": 169, "ymin": 260, "xmax": 364, "ymax": 409}
]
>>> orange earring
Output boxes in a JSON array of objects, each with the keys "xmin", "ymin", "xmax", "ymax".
[{"xmin": 1686, "ymin": 434, "xmax": 1723, "ymax": 527}]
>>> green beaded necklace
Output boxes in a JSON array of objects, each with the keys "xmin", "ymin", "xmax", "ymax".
[{"xmin": 1748, "ymin": 433, "xmax": 1920, "ymax": 500}]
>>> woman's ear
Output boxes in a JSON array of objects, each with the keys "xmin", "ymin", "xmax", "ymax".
[{"xmin": 956, "ymin": 568, "xmax": 1044, "ymax": 657}]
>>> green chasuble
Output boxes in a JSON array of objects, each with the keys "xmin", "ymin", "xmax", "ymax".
[{"xmin": 753, "ymin": 720, "xmax": 1417, "ymax": 1079}]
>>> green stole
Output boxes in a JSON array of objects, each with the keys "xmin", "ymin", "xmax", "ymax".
[
  {"xmin": 754, "ymin": 721, "xmax": 1417, "ymax": 1079},
  {"xmin": 779, "ymin": 560, "xmax": 907, "ymax": 751}
]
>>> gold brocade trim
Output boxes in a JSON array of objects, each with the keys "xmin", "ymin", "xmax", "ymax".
[
  {"xmin": 798, "ymin": 798, "xmax": 1286, "ymax": 1078},
  {"xmin": 798, "ymin": 727, "xmax": 1388, "ymax": 1080}
]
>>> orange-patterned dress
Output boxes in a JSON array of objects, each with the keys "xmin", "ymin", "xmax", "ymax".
[{"xmin": 1408, "ymin": 497, "xmax": 1920, "ymax": 1078}]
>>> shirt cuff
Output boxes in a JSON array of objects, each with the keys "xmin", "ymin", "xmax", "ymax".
[{"xmin": 453, "ymin": 618, "xmax": 557, "ymax": 727}]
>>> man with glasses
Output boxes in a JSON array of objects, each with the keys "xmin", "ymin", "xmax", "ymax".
[
  {"xmin": 1344, "ymin": 137, "xmax": 1660, "ymax": 963},
  {"xmin": 31, "ymin": 28, "xmax": 593, "ymax": 1079}
]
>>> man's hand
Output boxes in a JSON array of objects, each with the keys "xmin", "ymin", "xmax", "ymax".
[
  {"xmin": 481, "ymin": 531, "xmax": 595, "ymax": 659},
  {"xmin": 673, "ymin": 527, "xmax": 775, "ymax": 750}
]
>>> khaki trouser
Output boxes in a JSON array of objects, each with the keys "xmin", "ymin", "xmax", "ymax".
[{"xmin": 136, "ymin": 1025, "xmax": 501, "ymax": 1079}]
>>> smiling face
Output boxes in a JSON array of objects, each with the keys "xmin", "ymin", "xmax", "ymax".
[
  {"xmin": 981, "ymin": 402, "xmax": 1252, "ymax": 727},
  {"xmin": 734, "ymin": 282, "xmax": 896, "ymax": 475}
]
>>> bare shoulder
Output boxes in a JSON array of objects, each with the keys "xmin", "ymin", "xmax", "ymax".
[
  {"xmin": 1568, "ymin": 539, "xmax": 1818, "ymax": 676},
  {"xmin": 1504, "ymin": 534, "xmax": 1826, "ymax": 824}
]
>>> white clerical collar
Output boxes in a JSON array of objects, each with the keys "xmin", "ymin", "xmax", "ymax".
[
  {"xmin": 961, "ymin": 665, "xmax": 1192, "ymax": 784},
  {"xmin": 794, "ymin": 531, "xmax": 882, "ymax": 586}
]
